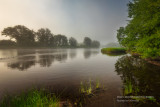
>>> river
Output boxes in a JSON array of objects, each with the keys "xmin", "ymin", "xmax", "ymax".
[{"xmin": 0, "ymin": 49, "xmax": 159, "ymax": 106}]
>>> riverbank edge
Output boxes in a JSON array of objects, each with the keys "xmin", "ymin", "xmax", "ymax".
[
  {"xmin": 101, "ymin": 47, "xmax": 160, "ymax": 66},
  {"xmin": 129, "ymin": 51, "xmax": 160, "ymax": 66}
]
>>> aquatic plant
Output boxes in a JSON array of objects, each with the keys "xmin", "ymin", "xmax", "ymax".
[
  {"xmin": 124, "ymin": 79, "xmax": 133, "ymax": 95},
  {"xmin": 80, "ymin": 79, "xmax": 103, "ymax": 96},
  {"xmin": 80, "ymin": 81, "xmax": 86, "ymax": 93},
  {"xmin": 86, "ymin": 79, "xmax": 92, "ymax": 95},
  {"xmin": 0, "ymin": 89, "xmax": 59, "ymax": 107},
  {"xmin": 96, "ymin": 79, "xmax": 100, "ymax": 89},
  {"xmin": 80, "ymin": 80, "xmax": 93, "ymax": 95}
]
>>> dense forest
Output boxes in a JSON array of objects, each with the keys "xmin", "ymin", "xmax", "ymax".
[
  {"xmin": 117, "ymin": 0, "xmax": 160, "ymax": 58},
  {"xmin": 0, "ymin": 25, "xmax": 100, "ymax": 48}
]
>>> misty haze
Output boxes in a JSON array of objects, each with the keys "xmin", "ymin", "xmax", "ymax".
[{"xmin": 0, "ymin": 0, "xmax": 160, "ymax": 107}]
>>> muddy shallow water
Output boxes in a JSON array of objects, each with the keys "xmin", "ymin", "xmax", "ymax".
[{"xmin": 0, "ymin": 49, "xmax": 160, "ymax": 106}]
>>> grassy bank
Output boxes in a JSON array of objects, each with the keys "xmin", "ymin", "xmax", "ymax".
[
  {"xmin": 0, "ymin": 89, "xmax": 59, "ymax": 107},
  {"xmin": 0, "ymin": 80, "xmax": 105, "ymax": 107},
  {"xmin": 101, "ymin": 48, "xmax": 126, "ymax": 54}
]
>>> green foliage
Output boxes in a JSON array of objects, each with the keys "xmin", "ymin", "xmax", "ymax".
[
  {"xmin": 80, "ymin": 80, "xmax": 92, "ymax": 95},
  {"xmin": 117, "ymin": 0, "xmax": 160, "ymax": 58},
  {"xmin": 115, "ymin": 56, "xmax": 160, "ymax": 106},
  {"xmin": 124, "ymin": 79, "xmax": 133, "ymax": 95},
  {"xmin": 0, "ymin": 89, "xmax": 59, "ymax": 107},
  {"xmin": 96, "ymin": 79, "xmax": 100, "ymax": 89},
  {"xmin": 101, "ymin": 48, "xmax": 126, "ymax": 54}
]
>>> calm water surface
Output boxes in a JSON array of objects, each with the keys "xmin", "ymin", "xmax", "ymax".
[{"xmin": 0, "ymin": 49, "xmax": 160, "ymax": 106}]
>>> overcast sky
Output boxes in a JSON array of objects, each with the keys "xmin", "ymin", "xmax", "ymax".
[{"xmin": 0, "ymin": 0, "xmax": 129, "ymax": 44}]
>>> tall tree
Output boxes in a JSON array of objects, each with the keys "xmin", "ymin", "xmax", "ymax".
[
  {"xmin": 36, "ymin": 28, "xmax": 54, "ymax": 47},
  {"xmin": 91, "ymin": 40, "xmax": 100, "ymax": 48},
  {"xmin": 69, "ymin": 37, "xmax": 77, "ymax": 47},
  {"xmin": 1, "ymin": 25, "xmax": 35, "ymax": 46},
  {"xmin": 117, "ymin": 27, "xmax": 126, "ymax": 46},
  {"xmin": 54, "ymin": 34, "xmax": 68, "ymax": 47},
  {"xmin": 83, "ymin": 37, "xmax": 92, "ymax": 47},
  {"xmin": 117, "ymin": 0, "xmax": 160, "ymax": 58}
]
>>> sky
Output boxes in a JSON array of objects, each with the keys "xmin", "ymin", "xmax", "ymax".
[{"xmin": 0, "ymin": 0, "xmax": 129, "ymax": 45}]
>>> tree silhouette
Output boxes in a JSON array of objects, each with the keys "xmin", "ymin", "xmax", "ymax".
[
  {"xmin": 83, "ymin": 37, "xmax": 92, "ymax": 47},
  {"xmin": 2, "ymin": 25, "xmax": 35, "ymax": 46},
  {"xmin": 69, "ymin": 37, "xmax": 77, "ymax": 47},
  {"xmin": 54, "ymin": 34, "xmax": 68, "ymax": 47},
  {"xmin": 36, "ymin": 28, "xmax": 54, "ymax": 47}
]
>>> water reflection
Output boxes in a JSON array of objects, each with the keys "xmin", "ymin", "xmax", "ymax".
[
  {"xmin": 0, "ymin": 49, "xmax": 17, "ymax": 59},
  {"xmin": 102, "ymin": 52, "xmax": 126, "ymax": 57},
  {"xmin": 0, "ymin": 49, "xmax": 100, "ymax": 71},
  {"xmin": 115, "ymin": 56, "xmax": 160, "ymax": 106},
  {"xmin": 69, "ymin": 49, "xmax": 77, "ymax": 59},
  {"xmin": 7, "ymin": 56, "xmax": 36, "ymax": 71},
  {"xmin": 39, "ymin": 55, "xmax": 55, "ymax": 67},
  {"xmin": 83, "ymin": 49, "xmax": 99, "ymax": 59}
]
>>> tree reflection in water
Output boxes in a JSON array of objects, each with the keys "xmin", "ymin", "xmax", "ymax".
[
  {"xmin": 83, "ymin": 49, "xmax": 99, "ymax": 59},
  {"xmin": 7, "ymin": 56, "xmax": 36, "ymax": 71},
  {"xmin": 7, "ymin": 52, "xmax": 68, "ymax": 70},
  {"xmin": 115, "ymin": 55, "xmax": 160, "ymax": 106}
]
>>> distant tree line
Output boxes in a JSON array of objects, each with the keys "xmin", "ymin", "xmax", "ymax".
[{"xmin": 0, "ymin": 25, "xmax": 100, "ymax": 48}]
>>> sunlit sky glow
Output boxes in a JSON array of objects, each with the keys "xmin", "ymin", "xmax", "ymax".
[{"xmin": 0, "ymin": 0, "xmax": 129, "ymax": 44}]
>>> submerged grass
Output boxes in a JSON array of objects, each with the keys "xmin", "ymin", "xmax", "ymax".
[
  {"xmin": 96, "ymin": 79, "xmax": 100, "ymax": 89},
  {"xmin": 0, "ymin": 89, "xmax": 59, "ymax": 107},
  {"xmin": 124, "ymin": 79, "xmax": 133, "ymax": 95},
  {"xmin": 101, "ymin": 47, "xmax": 126, "ymax": 54},
  {"xmin": 80, "ymin": 79, "xmax": 102, "ymax": 95},
  {"xmin": 80, "ymin": 80, "xmax": 92, "ymax": 95}
]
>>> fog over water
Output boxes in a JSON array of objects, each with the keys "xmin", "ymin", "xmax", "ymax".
[{"xmin": 0, "ymin": 0, "xmax": 129, "ymax": 44}]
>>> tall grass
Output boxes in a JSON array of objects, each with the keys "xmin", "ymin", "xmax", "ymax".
[
  {"xmin": 80, "ymin": 80, "xmax": 92, "ymax": 95},
  {"xmin": 96, "ymin": 79, "xmax": 100, "ymax": 89},
  {"xmin": 80, "ymin": 79, "xmax": 102, "ymax": 95},
  {"xmin": 124, "ymin": 79, "xmax": 133, "ymax": 95},
  {"xmin": 0, "ymin": 89, "xmax": 59, "ymax": 107},
  {"xmin": 101, "ymin": 48, "xmax": 126, "ymax": 54}
]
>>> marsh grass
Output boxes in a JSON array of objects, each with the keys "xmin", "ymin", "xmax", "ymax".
[
  {"xmin": 0, "ymin": 89, "xmax": 59, "ymax": 107},
  {"xmin": 101, "ymin": 48, "xmax": 126, "ymax": 54},
  {"xmin": 80, "ymin": 80, "xmax": 92, "ymax": 95},
  {"xmin": 80, "ymin": 79, "xmax": 102, "ymax": 96},
  {"xmin": 96, "ymin": 79, "xmax": 100, "ymax": 89},
  {"xmin": 124, "ymin": 79, "xmax": 133, "ymax": 95}
]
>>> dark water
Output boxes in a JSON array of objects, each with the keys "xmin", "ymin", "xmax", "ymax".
[{"xmin": 0, "ymin": 49, "xmax": 160, "ymax": 106}]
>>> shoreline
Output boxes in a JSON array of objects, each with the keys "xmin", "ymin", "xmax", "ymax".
[{"xmin": 130, "ymin": 52, "xmax": 160, "ymax": 66}]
